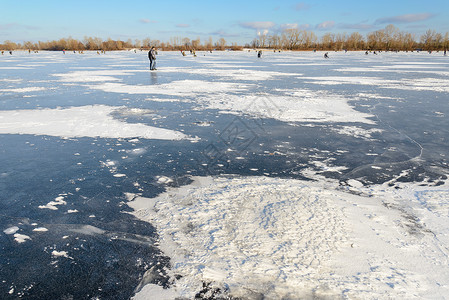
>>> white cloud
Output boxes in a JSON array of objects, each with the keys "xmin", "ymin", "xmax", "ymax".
[
  {"xmin": 294, "ymin": 2, "xmax": 310, "ymax": 11},
  {"xmin": 176, "ymin": 23, "xmax": 190, "ymax": 28},
  {"xmin": 257, "ymin": 29, "xmax": 270, "ymax": 36},
  {"xmin": 0, "ymin": 23, "xmax": 39, "ymax": 30},
  {"xmin": 316, "ymin": 21, "xmax": 335, "ymax": 30},
  {"xmin": 375, "ymin": 13, "xmax": 435, "ymax": 24},
  {"xmin": 240, "ymin": 21, "xmax": 276, "ymax": 30},
  {"xmin": 280, "ymin": 23, "xmax": 299, "ymax": 30},
  {"xmin": 210, "ymin": 30, "xmax": 239, "ymax": 37},
  {"xmin": 139, "ymin": 19, "xmax": 157, "ymax": 24},
  {"xmin": 339, "ymin": 23, "xmax": 375, "ymax": 30}
]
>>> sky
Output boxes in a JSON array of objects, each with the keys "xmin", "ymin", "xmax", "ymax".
[{"xmin": 1, "ymin": 0, "xmax": 448, "ymax": 44}]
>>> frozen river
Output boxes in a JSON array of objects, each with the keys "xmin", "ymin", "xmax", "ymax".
[{"xmin": 1, "ymin": 50, "xmax": 449, "ymax": 299}]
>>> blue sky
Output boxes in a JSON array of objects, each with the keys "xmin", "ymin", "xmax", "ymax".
[{"xmin": 1, "ymin": 0, "xmax": 448, "ymax": 44}]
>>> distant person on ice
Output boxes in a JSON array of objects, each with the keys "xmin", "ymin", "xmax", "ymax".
[{"xmin": 148, "ymin": 47, "xmax": 157, "ymax": 70}]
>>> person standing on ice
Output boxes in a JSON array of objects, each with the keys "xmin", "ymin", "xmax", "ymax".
[{"xmin": 148, "ymin": 47, "xmax": 157, "ymax": 70}]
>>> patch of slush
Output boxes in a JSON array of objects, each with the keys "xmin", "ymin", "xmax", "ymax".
[
  {"xmin": 0, "ymin": 105, "xmax": 190, "ymax": 140},
  {"xmin": 131, "ymin": 175, "xmax": 449, "ymax": 299},
  {"xmin": 200, "ymin": 90, "xmax": 375, "ymax": 124},
  {"xmin": 87, "ymin": 80, "xmax": 249, "ymax": 96}
]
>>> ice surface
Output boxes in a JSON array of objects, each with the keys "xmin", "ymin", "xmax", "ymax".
[{"xmin": 2, "ymin": 50, "xmax": 449, "ymax": 299}]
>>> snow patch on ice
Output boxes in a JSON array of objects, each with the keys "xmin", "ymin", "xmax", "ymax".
[
  {"xmin": 32, "ymin": 227, "xmax": 49, "ymax": 232},
  {"xmin": 156, "ymin": 176, "xmax": 173, "ymax": 184},
  {"xmin": 14, "ymin": 233, "xmax": 31, "ymax": 243},
  {"xmin": 3, "ymin": 226, "xmax": 20, "ymax": 235},
  {"xmin": 157, "ymin": 67, "xmax": 302, "ymax": 81},
  {"xmin": 39, "ymin": 195, "xmax": 67, "ymax": 210},
  {"xmin": 0, "ymin": 87, "xmax": 47, "ymax": 93},
  {"xmin": 302, "ymin": 76, "xmax": 449, "ymax": 93},
  {"xmin": 0, "ymin": 105, "xmax": 190, "ymax": 140},
  {"xmin": 133, "ymin": 284, "xmax": 181, "ymax": 300},
  {"xmin": 330, "ymin": 125, "xmax": 383, "ymax": 140},
  {"xmin": 52, "ymin": 70, "xmax": 137, "ymax": 82},
  {"xmin": 130, "ymin": 176, "xmax": 348, "ymax": 299},
  {"xmin": 131, "ymin": 175, "xmax": 449, "ymax": 299},
  {"xmin": 199, "ymin": 90, "xmax": 375, "ymax": 124},
  {"xmin": 87, "ymin": 80, "xmax": 249, "ymax": 96},
  {"xmin": 51, "ymin": 250, "xmax": 72, "ymax": 259},
  {"xmin": 113, "ymin": 173, "xmax": 127, "ymax": 178}
]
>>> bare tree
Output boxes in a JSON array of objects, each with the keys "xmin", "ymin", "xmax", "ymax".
[
  {"xmin": 191, "ymin": 37, "xmax": 201, "ymax": 49},
  {"xmin": 142, "ymin": 38, "xmax": 151, "ymax": 48},
  {"xmin": 283, "ymin": 28, "xmax": 300, "ymax": 50},
  {"xmin": 346, "ymin": 32, "xmax": 365, "ymax": 50},
  {"xmin": 182, "ymin": 37, "xmax": 191, "ymax": 50},
  {"xmin": 421, "ymin": 29, "xmax": 436, "ymax": 50},
  {"xmin": 321, "ymin": 33, "xmax": 335, "ymax": 50},
  {"xmin": 444, "ymin": 32, "xmax": 449, "ymax": 50},
  {"xmin": 216, "ymin": 38, "xmax": 227, "ymax": 50}
]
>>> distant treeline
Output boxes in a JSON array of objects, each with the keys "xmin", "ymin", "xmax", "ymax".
[
  {"xmin": 1, "ymin": 25, "xmax": 448, "ymax": 52},
  {"xmin": 248, "ymin": 25, "xmax": 449, "ymax": 51},
  {"xmin": 0, "ymin": 36, "xmax": 241, "ymax": 51}
]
